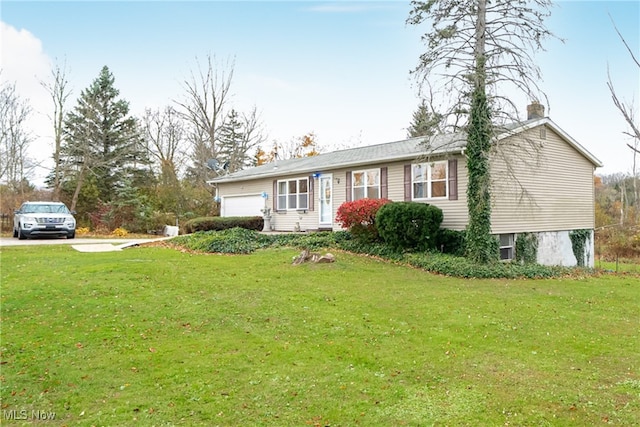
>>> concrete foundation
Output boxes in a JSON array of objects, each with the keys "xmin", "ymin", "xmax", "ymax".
[{"xmin": 535, "ymin": 230, "xmax": 594, "ymax": 267}]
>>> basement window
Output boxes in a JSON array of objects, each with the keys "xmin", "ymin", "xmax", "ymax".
[{"xmin": 499, "ymin": 234, "xmax": 515, "ymax": 261}]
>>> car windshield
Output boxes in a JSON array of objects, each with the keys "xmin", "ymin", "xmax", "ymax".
[{"xmin": 22, "ymin": 204, "xmax": 71, "ymax": 214}]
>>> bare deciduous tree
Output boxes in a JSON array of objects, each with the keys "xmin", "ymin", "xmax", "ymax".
[
  {"xmin": 408, "ymin": 0, "xmax": 555, "ymax": 128},
  {"xmin": 607, "ymin": 18, "xmax": 640, "ymax": 152},
  {"xmin": 607, "ymin": 17, "xmax": 640, "ymax": 222},
  {"xmin": 175, "ymin": 55, "xmax": 235, "ymax": 183},
  {"xmin": 261, "ymin": 132, "xmax": 323, "ymax": 165},
  {"xmin": 142, "ymin": 106, "xmax": 187, "ymax": 184},
  {"xmin": 0, "ymin": 80, "xmax": 35, "ymax": 196},
  {"xmin": 40, "ymin": 60, "xmax": 72, "ymax": 200},
  {"xmin": 607, "ymin": 19, "xmax": 640, "ymax": 222}
]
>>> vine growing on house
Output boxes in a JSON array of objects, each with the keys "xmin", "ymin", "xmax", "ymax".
[
  {"xmin": 515, "ymin": 232, "xmax": 538, "ymax": 264},
  {"xmin": 407, "ymin": 0, "xmax": 555, "ymax": 263},
  {"xmin": 569, "ymin": 229, "xmax": 591, "ymax": 267}
]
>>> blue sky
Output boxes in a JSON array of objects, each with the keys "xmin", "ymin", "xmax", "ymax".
[{"xmin": 1, "ymin": 1, "xmax": 638, "ymax": 185}]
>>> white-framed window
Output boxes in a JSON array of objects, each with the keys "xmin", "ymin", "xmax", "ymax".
[
  {"xmin": 499, "ymin": 234, "xmax": 515, "ymax": 260},
  {"xmin": 352, "ymin": 169, "xmax": 380, "ymax": 200},
  {"xmin": 277, "ymin": 178, "xmax": 309, "ymax": 210},
  {"xmin": 412, "ymin": 161, "xmax": 448, "ymax": 199}
]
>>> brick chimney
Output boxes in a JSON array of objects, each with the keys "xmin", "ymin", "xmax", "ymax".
[{"xmin": 527, "ymin": 101, "xmax": 545, "ymax": 120}]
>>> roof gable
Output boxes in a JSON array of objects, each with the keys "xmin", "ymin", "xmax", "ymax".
[{"xmin": 502, "ymin": 118, "xmax": 603, "ymax": 167}]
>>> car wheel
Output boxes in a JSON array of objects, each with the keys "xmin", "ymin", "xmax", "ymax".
[
  {"xmin": 67, "ymin": 232, "xmax": 75, "ymax": 239},
  {"xmin": 13, "ymin": 227, "xmax": 18, "ymax": 238},
  {"xmin": 18, "ymin": 228, "xmax": 27, "ymax": 240}
]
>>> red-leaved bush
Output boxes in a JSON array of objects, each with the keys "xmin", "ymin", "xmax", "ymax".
[{"xmin": 335, "ymin": 198, "xmax": 391, "ymax": 242}]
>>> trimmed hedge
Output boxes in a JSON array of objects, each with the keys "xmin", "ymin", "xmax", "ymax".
[
  {"xmin": 376, "ymin": 202, "xmax": 443, "ymax": 251},
  {"xmin": 183, "ymin": 216, "xmax": 264, "ymax": 233}
]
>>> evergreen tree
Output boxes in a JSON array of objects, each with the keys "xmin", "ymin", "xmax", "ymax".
[
  {"xmin": 407, "ymin": 100, "xmax": 442, "ymax": 138},
  {"xmin": 217, "ymin": 109, "xmax": 263, "ymax": 174},
  {"xmin": 217, "ymin": 109, "xmax": 246, "ymax": 174},
  {"xmin": 61, "ymin": 66, "xmax": 145, "ymax": 211}
]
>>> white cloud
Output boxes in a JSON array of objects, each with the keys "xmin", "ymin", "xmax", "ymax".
[
  {"xmin": 1, "ymin": 21, "xmax": 54, "ymax": 186},
  {"xmin": 0, "ymin": 22, "xmax": 51, "ymax": 102}
]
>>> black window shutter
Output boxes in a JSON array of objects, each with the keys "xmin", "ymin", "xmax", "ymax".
[
  {"xmin": 345, "ymin": 171, "xmax": 352, "ymax": 202},
  {"xmin": 308, "ymin": 175, "xmax": 314, "ymax": 211},
  {"xmin": 380, "ymin": 167, "xmax": 388, "ymax": 199},
  {"xmin": 448, "ymin": 159, "xmax": 458, "ymax": 201},
  {"xmin": 404, "ymin": 164, "xmax": 412, "ymax": 201}
]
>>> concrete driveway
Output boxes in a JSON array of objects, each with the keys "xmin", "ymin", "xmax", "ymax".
[{"xmin": 0, "ymin": 236, "xmax": 172, "ymax": 252}]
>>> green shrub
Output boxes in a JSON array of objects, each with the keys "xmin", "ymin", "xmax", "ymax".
[
  {"xmin": 376, "ymin": 202, "xmax": 443, "ymax": 251},
  {"xmin": 405, "ymin": 252, "xmax": 569, "ymax": 279},
  {"xmin": 338, "ymin": 238, "xmax": 406, "ymax": 261},
  {"xmin": 269, "ymin": 231, "xmax": 349, "ymax": 251},
  {"xmin": 168, "ymin": 229, "xmax": 572, "ymax": 279},
  {"xmin": 465, "ymin": 232, "xmax": 500, "ymax": 263},
  {"xmin": 183, "ymin": 216, "xmax": 264, "ymax": 234},
  {"xmin": 335, "ymin": 198, "xmax": 391, "ymax": 243},
  {"xmin": 436, "ymin": 228, "xmax": 466, "ymax": 256},
  {"xmin": 171, "ymin": 229, "xmax": 350, "ymax": 255},
  {"xmin": 171, "ymin": 228, "xmax": 271, "ymax": 254}
]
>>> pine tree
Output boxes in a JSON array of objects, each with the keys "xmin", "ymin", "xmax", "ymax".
[
  {"xmin": 217, "ymin": 109, "xmax": 247, "ymax": 174},
  {"xmin": 407, "ymin": 100, "xmax": 442, "ymax": 138},
  {"xmin": 61, "ymin": 66, "xmax": 145, "ymax": 211}
]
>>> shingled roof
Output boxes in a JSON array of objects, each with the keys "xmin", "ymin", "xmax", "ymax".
[
  {"xmin": 209, "ymin": 117, "xmax": 601, "ymax": 184},
  {"xmin": 209, "ymin": 132, "xmax": 466, "ymax": 184}
]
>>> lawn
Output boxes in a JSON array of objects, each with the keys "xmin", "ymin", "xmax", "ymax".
[
  {"xmin": 596, "ymin": 259, "xmax": 640, "ymax": 274},
  {"xmin": 1, "ymin": 245, "xmax": 639, "ymax": 426}
]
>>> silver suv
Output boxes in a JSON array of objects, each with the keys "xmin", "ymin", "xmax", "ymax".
[{"xmin": 13, "ymin": 201, "xmax": 76, "ymax": 240}]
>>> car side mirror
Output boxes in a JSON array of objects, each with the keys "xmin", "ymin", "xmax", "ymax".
[
  {"xmin": 14, "ymin": 210, "xmax": 20, "ymax": 214},
  {"xmin": 71, "ymin": 211, "xmax": 77, "ymax": 215}
]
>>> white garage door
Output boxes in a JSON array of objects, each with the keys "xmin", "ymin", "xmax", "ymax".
[{"xmin": 221, "ymin": 194, "xmax": 264, "ymax": 217}]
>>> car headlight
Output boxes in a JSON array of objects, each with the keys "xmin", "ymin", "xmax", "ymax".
[{"xmin": 22, "ymin": 216, "xmax": 37, "ymax": 223}]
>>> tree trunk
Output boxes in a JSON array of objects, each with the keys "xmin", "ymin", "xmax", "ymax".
[
  {"xmin": 474, "ymin": 0, "xmax": 487, "ymax": 91},
  {"xmin": 465, "ymin": 0, "xmax": 498, "ymax": 263},
  {"xmin": 71, "ymin": 166, "xmax": 86, "ymax": 212}
]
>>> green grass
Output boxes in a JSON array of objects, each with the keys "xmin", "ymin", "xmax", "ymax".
[
  {"xmin": 1, "ymin": 245, "xmax": 639, "ymax": 426},
  {"xmin": 596, "ymin": 259, "xmax": 640, "ymax": 274}
]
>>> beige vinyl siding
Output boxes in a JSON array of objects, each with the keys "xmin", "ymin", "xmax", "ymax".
[
  {"xmin": 216, "ymin": 176, "xmax": 319, "ymax": 232},
  {"xmin": 216, "ymin": 157, "xmax": 471, "ymax": 232},
  {"xmin": 490, "ymin": 126, "xmax": 595, "ymax": 234},
  {"xmin": 386, "ymin": 157, "xmax": 469, "ymax": 231},
  {"xmin": 216, "ymin": 179, "xmax": 268, "ymax": 199},
  {"xmin": 328, "ymin": 160, "xmax": 468, "ymax": 231}
]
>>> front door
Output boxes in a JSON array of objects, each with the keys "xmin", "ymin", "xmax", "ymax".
[{"xmin": 319, "ymin": 174, "xmax": 333, "ymax": 227}]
